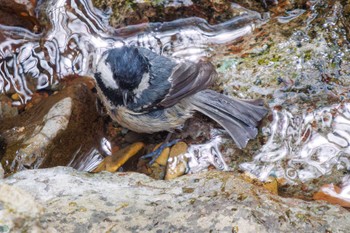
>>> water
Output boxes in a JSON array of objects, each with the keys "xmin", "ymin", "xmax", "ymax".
[
  {"xmin": 232, "ymin": 0, "xmax": 350, "ymax": 200},
  {"xmin": 0, "ymin": 0, "xmax": 267, "ymax": 174},
  {"xmin": 0, "ymin": 0, "xmax": 266, "ymax": 106},
  {"xmin": 186, "ymin": 136, "xmax": 230, "ymax": 173},
  {"xmin": 241, "ymin": 103, "xmax": 350, "ymax": 183}
]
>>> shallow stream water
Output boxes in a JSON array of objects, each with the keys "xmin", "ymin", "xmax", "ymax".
[{"xmin": 0, "ymin": 0, "xmax": 265, "ymax": 104}]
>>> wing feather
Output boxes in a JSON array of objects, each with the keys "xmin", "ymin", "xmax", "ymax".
[
  {"xmin": 159, "ymin": 60, "xmax": 217, "ymax": 107},
  {"xmin": 132, "ymin": 47, "xmax": 217, "ymax": 111}
]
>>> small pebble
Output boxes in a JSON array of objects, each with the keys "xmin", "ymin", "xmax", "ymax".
[
  {"xmin": 93, "ymin": 142, "xmax": 144, "ymax": 173},
  {"xmin": 11, "ymin": 93, "xmax": 20, "ymax": 101},
  {"xmin": 242, "ymin": 172, "xmax": 279, "ymax": 195},
  {"xmin": 153, "ymin": 143, "xmax": 170, "ymax": 166},
  {"xmin": 165, "ymin": 142, "xmax": 188, "ymax": 180},
  {"xmin": 262, "ymin": 178, "xmax": 278, "ymax": 195}
]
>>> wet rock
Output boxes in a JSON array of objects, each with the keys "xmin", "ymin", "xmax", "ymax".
[
  {"xmin": 242, "ymin": 172, "xmax": 279, "ymax": 195},
  {"xmin": 262, "ymin": 178, "xmax": 278, "ymax": 195},
  {"xmin": 0, "ymin": 77, "xmax": 105, "ymax": 174},
  {"xmin": 165, "ymin": 141, "xmax": 188, "ymax": 180},
  {"xmin": 0, "ymin": 98, "xmax": 18, "ymax": 119},
  {"xmin": 10, "ymin": 93, "xmax": 20, "ymax": 101},
  {"xmin": 154, "ymin": 143, "xmax": 170, "ymax": 166},
  {"xmin": 1, "ymin": 167, "xmax": 350, "ymax": 232},
  {"xmin": 0, "ymin": 0, "xmax": 41, "ymax": 33},
  {"xmin": 93, "ymin": 142, "xmax": 145, "ymax": 172},
  {"xmin": 14, "ymin": 97, "xmax": 72, "ymax": 169},
  {"xmin": 92, "ymin": 0, "xmax": 266, "ymax": 29},
  {"xmin": 313, "ymin": 184, "xmax": 350, "ymax": 208}
]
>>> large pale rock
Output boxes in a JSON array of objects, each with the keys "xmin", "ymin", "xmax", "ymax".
[
  {"xmin": 1, "ymin": 167, "xmax": 350, "ymax": 232},
  {"xmin": 0, "ymin": 184, "xmax": 54, "ymax": 232}
]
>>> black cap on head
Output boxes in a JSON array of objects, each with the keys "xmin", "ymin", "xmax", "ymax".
[{"xmin": 105, "ymin": 46, "xmax": 149, "ymax": 91}]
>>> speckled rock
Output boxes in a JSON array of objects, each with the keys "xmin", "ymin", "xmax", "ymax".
[
  {"xmin": 1, "ymin": 167, "xmax": 350, "ymax": 232},
  {"xmin": 0, "ymin": 184, "xmax": 54, "ymax": 233}
]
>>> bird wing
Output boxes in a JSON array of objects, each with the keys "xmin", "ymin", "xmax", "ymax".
[
  {"xmin": 130, "ymin": 47, "xmax": 217, "ymax": 112},
  {"xmin": 158, "ymin": 60, "xmax": 217, "ymax": 108}
]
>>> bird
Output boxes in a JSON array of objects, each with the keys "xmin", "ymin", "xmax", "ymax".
[{"xmin": 94, "ymin": 46, "xmax": 268, "ymax": 159}]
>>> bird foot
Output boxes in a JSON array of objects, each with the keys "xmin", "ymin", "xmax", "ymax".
[{"xmin": 141, "ymin": 139, "xmax": 181, "ymax": 165}]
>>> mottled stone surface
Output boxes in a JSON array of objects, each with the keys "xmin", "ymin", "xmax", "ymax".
[
  {"xmin": 0, "ymin": 184, "xmax": 50, "ymax": 233},
  {"xmin": 1, "ymin": 167, "xmax": 350, "ymax": 232}
]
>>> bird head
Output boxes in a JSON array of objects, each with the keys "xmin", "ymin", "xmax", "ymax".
[{"xmin": 94, "ymin": 46, "xmax": 149, "ymax": 106}]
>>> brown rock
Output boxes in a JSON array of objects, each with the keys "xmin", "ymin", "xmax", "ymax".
[
  {"xmin": 153, "ymin": 143, "xmax": 170, "ymax": 166},
  {"xmin": 262, "ymin": 178, "xmax": 278, "ymax": 195},
  {"xmin": 313, "ymin": 184, "xmax": 350, "ymax": 207},
  {"xmin": 0, "ymin": 0, "xmax": 41, "ymax": 33},
  {"xmin": 93, "ymin": 142, "xmax": 145, "ymax": 173},
  {"xmin": 0, "ymin": 77, "xmax": 105, "ymax": 174},
  {"xmin": 11, "ymin": 93, "xmax": 20, "ymax": 101},
  {"xmin": 165, "ymin": 142, "xmax": 188, "ymax": 180}
]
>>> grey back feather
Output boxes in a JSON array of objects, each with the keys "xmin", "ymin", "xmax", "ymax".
[
  {"xmin": 191, "ymin": 90, "xmax": 268, "ymax": 149},
  {"xmin": 129, "ymin": 47, "xmax": 216, "ymax": 112}
]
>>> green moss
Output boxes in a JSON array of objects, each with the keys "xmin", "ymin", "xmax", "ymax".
[
  {"xmin": 270, "ymin": 55, "xmax": 281, "ymax": 62},
  {"xmin": 258, "ymin": 58, "xmax": 269, "ymax": 65},
  {"xmin": 189, "ymin": 198, "xmax": 196, "ymax": 205},
  {"xmin": 304, "ymin": 50, "xmax": 312, "ymax": 61},
  {"xmin": 69, "ymin": 202, "xmax": 77, "ymax": 207}
]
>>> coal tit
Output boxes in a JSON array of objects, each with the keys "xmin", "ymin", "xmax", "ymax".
[{"xmin": 94, "ymin": 46, "xmax": 267, "ymax": 149}]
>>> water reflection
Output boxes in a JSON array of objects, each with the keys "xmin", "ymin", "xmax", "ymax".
[
  {"xmin": 241, "ymin": 104, "xmax": 350, "ymax": 183},
  {"xmin": 0, "ymin": 0, "xmax": 266, "ymax": 105},
  {"xmin": 238, "ymin": 0, "xmax": 350, "ymax": 190},
  {"xmin": 187, "ymin": 136, "xmax": 230, "ymax": 173}
]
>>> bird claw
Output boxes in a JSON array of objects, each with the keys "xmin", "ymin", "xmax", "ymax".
[{"xmin": 141, "ymin": 139, "xmax": 181, "ymax": 165}]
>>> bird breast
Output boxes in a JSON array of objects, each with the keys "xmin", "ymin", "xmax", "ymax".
[{"xmin": 112, "ymin": 101, "xmax": 194, "ymax": 134}]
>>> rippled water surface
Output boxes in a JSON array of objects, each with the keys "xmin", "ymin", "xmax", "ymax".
[
  {"xmin": 0, "ymin": 0, "xmax": 265, "ymax": 105},
  {"xmin": 1, "ymin": 0, "xmax": 350, "ymax": 202}
]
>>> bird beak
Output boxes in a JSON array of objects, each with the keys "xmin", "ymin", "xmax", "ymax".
[{"xmin": 122, "ymin": 90, "xmax": 128, "ymax": 106}]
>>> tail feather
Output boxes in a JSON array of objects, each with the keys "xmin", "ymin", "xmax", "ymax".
[{"xmin": 191, "ymin": 90, "xmax": 268, "ymax": 149}]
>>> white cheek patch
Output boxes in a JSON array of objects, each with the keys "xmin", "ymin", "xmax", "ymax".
[
  {"xmin": 133, "ymin": 72, "xmax": 150, "ymax": 98},
  {"xmin": 96, "ymin": 56, "xmax": 119, "ymax": 89}
]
